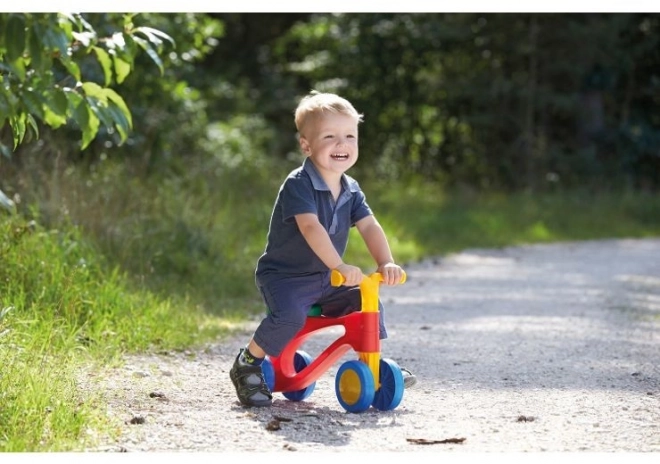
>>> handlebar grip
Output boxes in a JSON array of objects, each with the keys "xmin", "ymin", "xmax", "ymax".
[
  {"xmin": 330, "ymin": 269, "xmax": 345, "ymax": 287},
  {"xmin": 330, "ymin": 269, "xmax": 407, "ymax": 287}
]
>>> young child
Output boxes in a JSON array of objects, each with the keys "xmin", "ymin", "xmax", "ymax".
[{"xmin": 230, "ymin": 90, "xmax": 416, "ymax": 407}]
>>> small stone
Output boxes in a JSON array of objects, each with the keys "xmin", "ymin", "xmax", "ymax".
[{"xmin": 129, "ymin": 415, "xmax": 146, "ymax": 425}]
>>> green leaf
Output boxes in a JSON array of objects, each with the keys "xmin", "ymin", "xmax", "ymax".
[
  {"xmin": 133, "ymin": 26, "xmax": 175, "ymax": 47},
  {"xmin": 7, "ymin": 57, "xmax": 27, "ymax": 82},
  {"xmin": 71, "ymin": 82, "xmax": 132, "ymax": 143},
  {"xmin": 57, "ymin": 13, "xmax": 74, "ymax": 40},
  {"xmin": 122, "ymin": 33, "xmax": 138, "ymax": 60},
  {"xmin": 103, "ymin": 88, "xmax": 132, "ymax": 129},
  {"xmin": 42, "ymin": 88, "xmax": 69, "ymax": 128},
  {"xmin": 26, "ymin": 113, "xmax": 39, "ymax": 140},
  {"xmin": 74, "ymin": 101, "xmax": 99, "ymax": 150},
  {"xmin": 4, "ymin": 15, "xmax": 27, "ymax": 62},
  {"xmin": 63, "ymin": 87, "xmax": 83, "ymax": 111},
  {"xmin": 92, "ymin": 46, "xmax": 113, "ymax": 86},
  {"xmin": 59, "ymin": 58, "xmax": 81, "ymax": 82},
  {"xmin": 44, "ymin": 26, "xmax": 70, "ymax": 60},
  {"xmin": 10, "ymin": 113, "xmax": 27, "ymax": 149},
  {"xmin": 74, "ymin": 14, "xmax": 94, "ymax": 34},
  {"xmin": 133, "ymin": 36, "xmax": 164, "ymax": 75},
  {"xmin": 135, "ymin": 26, "xmax": 176, "ymax": 45},
  {"xmin": 86, "ymin": 98, "xmax": 114, "ymax": 129},
  {"xmin": 105, "ymin": 102, "xmax": 131, "ymax": 142},
  {"xmin": 79, "ymin": 83, "xmax": 132, "ymax": 137},
  {"xmin": 28, "ymin": 23, "xmax": 50, "ymax": 72},
  {"xmin": 81, "ymin": 82, "xmax": 105, "ymax": 100},
  {"xmin": 49, "ymin": 88, "xmax": 69, "ymax": 116},
  {"xmin": 73, "ymin": 99, "xmax": 88, "ymax": 125},
  {"xmin": 42, "ymin": 107, "xmax": 66, "ymax": 129},
  {"xmin": 113, "ymin": 56, "xmax": 131, "ymax": 84},
  {"xmin": 22, "ymin": 90, "xmax": 45, "ymax": 120},
  {"xmin": 61, "ymin": 12, "xmax": 93, "ymax": 33},
  {"xmin": 133, "ymin": 27, "xmax": 160, "ymax": 49},
  {"xmin": 59, "ymin": 12, "xmax": 78, "ymax": 26}
]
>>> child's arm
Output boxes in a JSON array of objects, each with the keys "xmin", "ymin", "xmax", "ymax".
[
  {"xmin": 355, "ymin": 215, "xmax": 404, "ymax": 285},
  {"xmin": 295, "ymin": 213, "xmax": 363, "ymax": 286}
]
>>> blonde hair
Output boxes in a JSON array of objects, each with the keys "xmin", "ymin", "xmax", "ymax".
[{"xmin": 294, "ymin": 90, "xmax": 363, "ymax": 136}]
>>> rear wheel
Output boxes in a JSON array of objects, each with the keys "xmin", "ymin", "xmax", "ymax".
[
  {"xmin": 261, "ymin": 357, "xmax": 275, "ymax": 391},
  {"xmin": 282, "ymin": 350, "xmax": 316, "ymax": 401},
  {"xmin": 371, "ymin": 358, "xmax": 404, "ymax": 411}
]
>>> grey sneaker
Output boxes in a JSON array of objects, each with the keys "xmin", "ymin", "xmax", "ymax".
[
  {"xmin": 229, "ymin": 349, "xmax": 273, "ymax": 407},
  {"xmin": 401, "ymin": 367, "xmax": 418, "ymax": 389}
]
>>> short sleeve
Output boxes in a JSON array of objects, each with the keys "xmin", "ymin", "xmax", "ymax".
[
  {"xmin": 279, "ymin": 173, "xmax": 317, "ymax": 223},
  {"xmin": 349, "ymin": 183, "xmax": 373, "ymax": 225}
]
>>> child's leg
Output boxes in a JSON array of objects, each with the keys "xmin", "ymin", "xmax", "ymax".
[
  {"xmin": 252, "ymin": 274, "xmax": 323, "ymax": 357},
  {"xmin": 230, "ymin": 275, "xmax": 325, "ymax": 407},
  {"xmin": 245, "ymin": 338, "xmax": 266, "ymax": 359}
]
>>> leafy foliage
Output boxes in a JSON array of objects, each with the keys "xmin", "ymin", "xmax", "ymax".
[
  {"xmin": 0, "ymin": 13, "xmax": 174, "ymax": 154},
  {"xmin": 236, "ymin": 13, "xmax": 660, "ymax": 191},
  {"xmin": 3, "ymin": 13, "xmax": 659, "ymax": 190}
]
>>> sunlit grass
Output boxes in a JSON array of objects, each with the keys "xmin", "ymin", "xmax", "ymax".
[
  {"xmin": 0, "ymin": 346, "xmax": 91, "ymax": 451},
  {"xmin": 366, "ymin": 183, "xmax": 660, "ymax": 260},
  {"xmin": 0, "ymin": 214, "xmax": 232, "ymax": 451}
]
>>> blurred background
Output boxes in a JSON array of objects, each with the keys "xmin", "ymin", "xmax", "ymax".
[{"xmin": 2, "ymin": 12, "xmax": 659, "ymax": 313}]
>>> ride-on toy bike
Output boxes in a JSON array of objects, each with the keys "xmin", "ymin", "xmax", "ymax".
[{"xmin": 261, "ymin": 269, "xmax": 407, "ymax": 413}]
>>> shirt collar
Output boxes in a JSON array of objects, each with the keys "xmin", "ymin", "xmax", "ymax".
[{"xmin": 302, "ymin": 157, "xmax": 359, "ymax": 193}]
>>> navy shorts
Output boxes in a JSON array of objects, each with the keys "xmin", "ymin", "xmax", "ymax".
[{"xmin": 253, "ymin": 272, "xmax": 388, "ymax": 357}]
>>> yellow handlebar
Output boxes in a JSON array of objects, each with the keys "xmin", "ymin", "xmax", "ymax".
[{"xmin": 330, "ymin": 269, "xmax": 407, "ymax": 287}]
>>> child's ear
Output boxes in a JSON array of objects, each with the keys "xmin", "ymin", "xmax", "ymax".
[{"xmin": 299, "ymin": 136, "xmax": 311, "ymax": 155}]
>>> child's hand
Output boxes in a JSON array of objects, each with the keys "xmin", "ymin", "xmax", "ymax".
[
  {"xmin": 334, "ymin": 263, "xmax": 363, "ymax": 286},
  {"xmin": 378, "ymin": 262, "xmax": 405, "ymax": 285}
]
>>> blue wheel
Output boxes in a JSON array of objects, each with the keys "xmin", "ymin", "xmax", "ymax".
[
  {"xmin": 261, "ymin": 357, "xmax": 275, "ymax": 391},
  {"xmin": 282, "ymin": 351, "xmax": 316, "ymax": 402},
  {"xmin": 371, "ymin": 358, "xmax": 405, "ymax": 411},
  {"xmin": 335, "ymin": 360, "xmax": 375, "ymax": 413}
]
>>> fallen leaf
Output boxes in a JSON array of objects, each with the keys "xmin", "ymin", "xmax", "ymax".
[
  {"xmin": 407, "ymin": 437, "xmax": 466, "ymax": 445},
  {"xmin": 266, "ymin": 419, "xmax": 281, "ymax": 431}
]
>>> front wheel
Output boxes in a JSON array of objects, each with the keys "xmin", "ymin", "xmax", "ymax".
[
  {"xmin": 335, "ymin": 360, "xmax": 375, "ymax": 413},
  {"xmin": 371, "ymin": 358, "xmax": 405, "ymax": 411}
]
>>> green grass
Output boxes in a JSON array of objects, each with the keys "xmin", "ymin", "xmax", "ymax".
[
  {"xmin": 0, "ymin": 214, "xmax": 236, "ymax": 451},
  {"xmin": 2, "ymin": 157, "xmax": 660, "ymax": 451},
  {"xmin": 363, "ymin": 183, "xmax": 660, "ymax": 262}
]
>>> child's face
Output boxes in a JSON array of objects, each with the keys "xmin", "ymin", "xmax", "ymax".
[{"xmin": 299, "ymin": 112, "xmax": 359, "ymax": 178}]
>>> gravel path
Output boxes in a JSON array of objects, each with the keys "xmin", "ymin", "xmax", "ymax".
[{"xmin": 82, "ymin": 238, "xmax": 660, "ymax": 454}]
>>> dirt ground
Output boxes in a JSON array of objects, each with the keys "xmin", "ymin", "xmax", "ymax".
[{"xmin": 80, "ymin": 238, "xmax": 660, "ymax": 458}]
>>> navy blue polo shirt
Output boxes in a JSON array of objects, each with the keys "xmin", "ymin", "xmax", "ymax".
[{"xmin": 255, "ymin": 157, "xmax": 372, "ymax": 284}]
